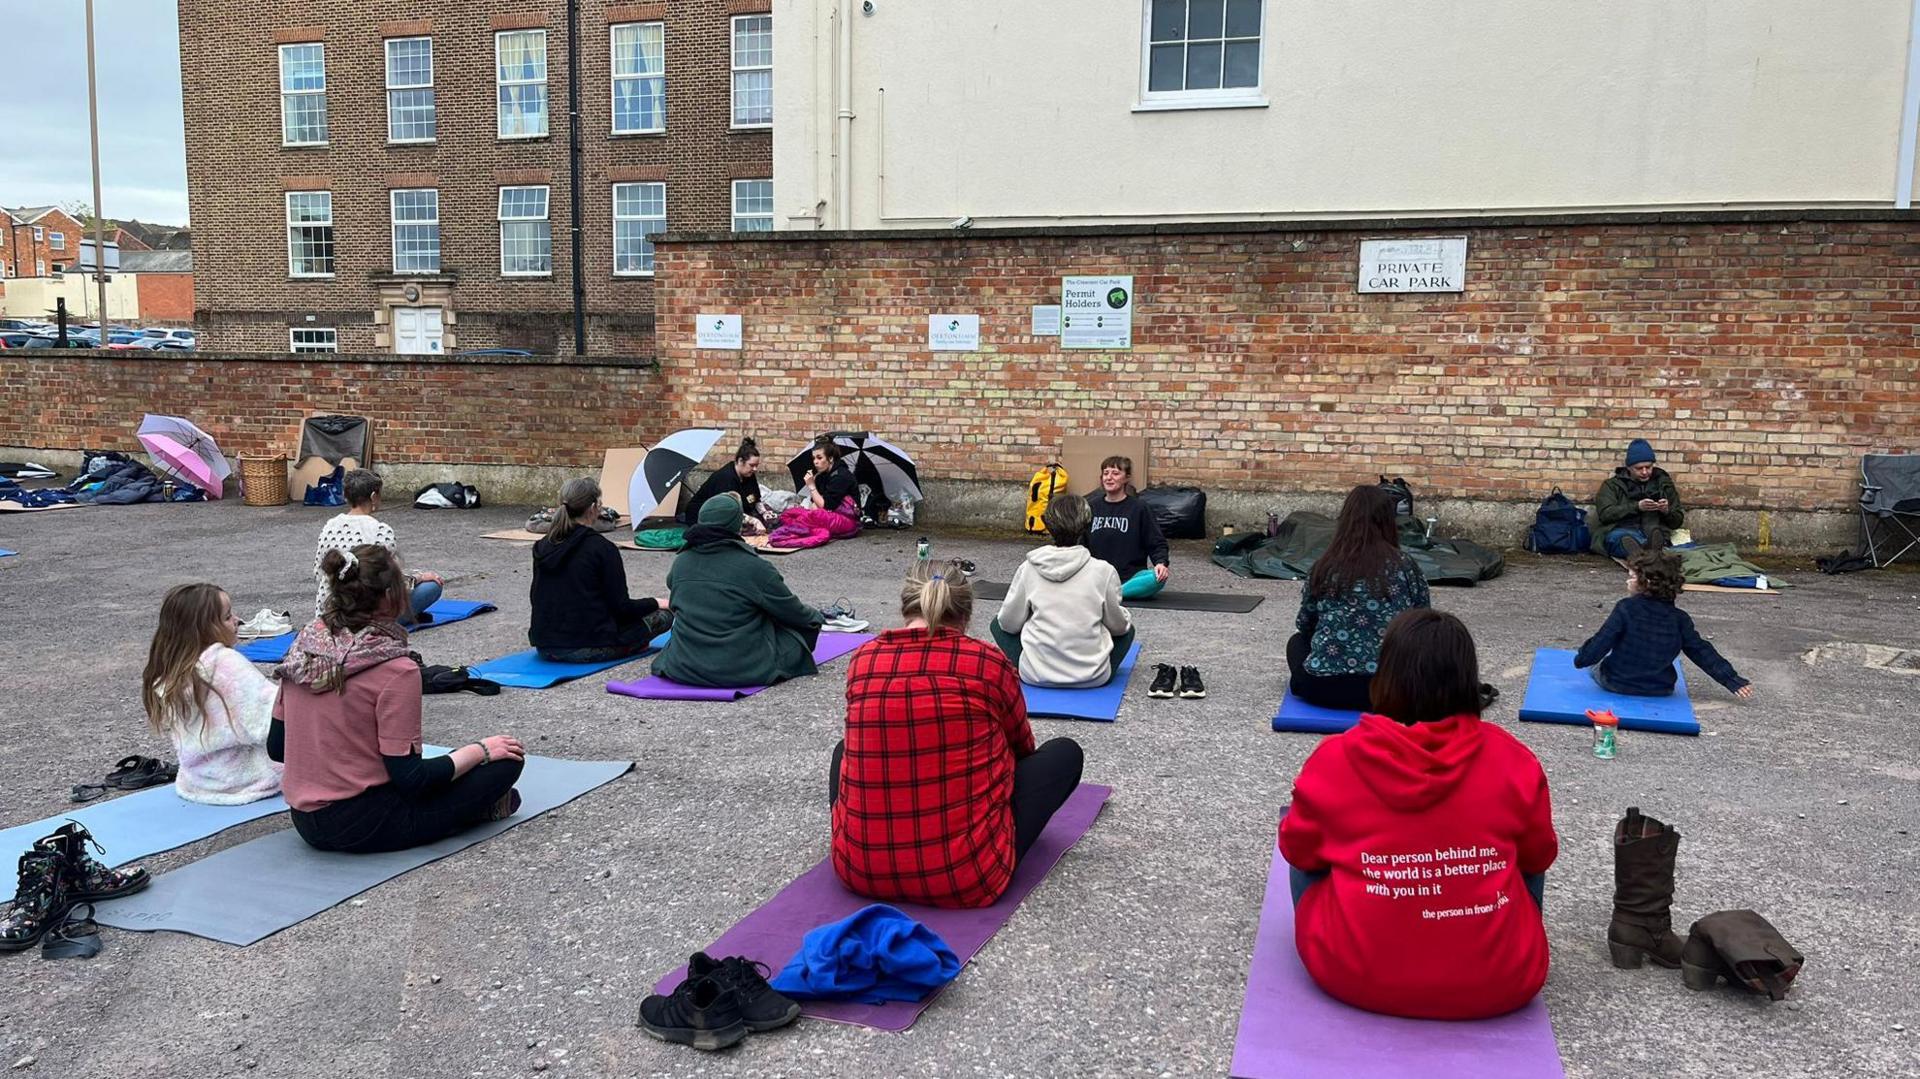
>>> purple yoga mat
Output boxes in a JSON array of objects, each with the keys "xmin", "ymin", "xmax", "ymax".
[
  {"xmin": 655, "ymin": 782, "xmax": 1112, "ymax": 1031},
  {"xmin": 605, "ymin": 633, "xmax": 875, "ymax": 701},
  {"xmin": 1230, "ymin": 850, "xmax": 1564, "ymax": 1079}
]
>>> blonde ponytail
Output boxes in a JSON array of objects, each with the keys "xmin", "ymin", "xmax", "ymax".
[{"xmin": 900, "ymin": 558, "xmax": 973, "ymax": 630}]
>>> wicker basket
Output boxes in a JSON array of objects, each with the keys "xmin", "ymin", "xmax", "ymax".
[{"xmin": 239, "ymin": 454, "xmax": 289, "ymax": 506}]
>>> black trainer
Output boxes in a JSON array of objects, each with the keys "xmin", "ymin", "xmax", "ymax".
[
  {"xmin": 0, "ymin": 848, "xmax": 75, "ymax": 953},
  {"xmin": 637, "ymin": 976, "xmax": 749, "ymax": 1051},
  {"xmin": 1479, "ymin": 683, "xmax": 1500, "ymax": 710},
  {"xmin": 1178, "ymin": 666, "xmax": 1207, "ymax": 699},
  {"xmin": 689, "ymin": 953, "xmax": 801, "ymax": 1032},
  {"xmin": 1148, "ymin": 663, "xmax": 1177, "ymax": 698}
]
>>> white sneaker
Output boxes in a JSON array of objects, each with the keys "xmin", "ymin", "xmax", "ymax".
[
  {"xmin": 821, "ymin": 615, "xmax": 871, "ymax": 633},
  {"xmin": 235, "ymin": 609, "xmax": 294, "ymax": 639}
]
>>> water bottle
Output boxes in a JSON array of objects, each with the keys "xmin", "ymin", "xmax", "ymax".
[
  {"xmin": 1587, "ymin": 709, "xmax": 1619, "ymax": 760},
  {"xmin": 1266, "ymin": 510, "xmax": 1280, "ymax": 538},
  {"xmin": 917, "ymin": 537, "xmax": 930, "ymax": 564}
]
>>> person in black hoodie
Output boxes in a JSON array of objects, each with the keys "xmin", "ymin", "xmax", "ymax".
[
  {"xmin": 529, "ymin": 478, "xmax": 674, "ymax": 662},
  {"xmin": 682, "ymin": 437, "xmax": 771, "ymax": 531},
  {"xmin": 1083, "ymin": 455, "xmax": 1170, "ymax": 600}
]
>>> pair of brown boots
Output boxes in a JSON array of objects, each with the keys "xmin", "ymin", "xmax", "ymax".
[{"xmin": 1607, "ymin": 807, "xmax": 1805, "ymax": 1000}]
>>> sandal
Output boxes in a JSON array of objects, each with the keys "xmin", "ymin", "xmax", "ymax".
[
  {"xmin": 70, "ymin": 755, "xmax": 177, "ymax": 803},
  {"xmin": 41, "ymin": 903, "xmax": 102, "ymax": 961}
]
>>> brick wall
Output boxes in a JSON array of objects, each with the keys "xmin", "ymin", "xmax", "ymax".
[
  {"xmin": 135, "ymin": 273, "xmax": 195, "ymax": 323},
  {"xmin": 0, "ymin": 352, "xmax": 664, "ymax": 467},
  {"xmin": 179, "ymin": 0, "xmax": 771, "ymax": 356},
  {"xmin": 1, "ymin": 209, "xmax": 85, "ymax": 278},
  {"xmin": 654, "ymin": 213, "xmax": 1920, "ymax": 512}
]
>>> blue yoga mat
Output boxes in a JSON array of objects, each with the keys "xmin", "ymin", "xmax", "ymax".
[
  {"xmin": 470, "ymin": 632, "xmax": 669, "ymax": 689},
  {"xmin": 1517, "ymin": 648, "xmax": 1698, "ymax": 736},
  {"xmin": 1271, "ymin": 689, "xmax": 1362, "ymax": 734},
  {"xmin": 2, "ymin": 783, "xmax": 287, "ymax": 871},
  {"xmin": 1021, "ymin": 642, "xmax": 1142, "ymax": 722},
  {"xmin": 237, "ymin": 599, "xmax": 498, "ymax": 662},
  {"xmin": 0, "ymin": 549, "xmax": 16, "ymax": 558}
]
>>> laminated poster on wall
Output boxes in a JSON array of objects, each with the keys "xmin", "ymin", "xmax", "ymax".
[
  {"xmin": 1060, "ymin": 276, "xmax": 1132, "ymax": 350},
  {"xmin": 928, "ymin": 314, "xmax": 981, "ymax": 352},
  {"xmin": 1030, "ymin": 305, "xmax": 1062, "ymax": 336},
  {"xmin": 697, "ymin": 313, "xmax": 743, "ymax": 350}
]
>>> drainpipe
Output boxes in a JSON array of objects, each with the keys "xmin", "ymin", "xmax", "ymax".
[
  {"xmin": 836, "ymin": 0, "xmax": 854, "ymax": 228},
  {"xmin": 567, "ymin": 0, "xmax": 587, "ymax": 353},
  {"xmin": 1898, "ymin": 0, "xmax": 1920, "ymax": 207}
]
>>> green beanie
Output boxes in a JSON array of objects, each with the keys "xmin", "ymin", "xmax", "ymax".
[{"xmin": 697, "ymin": 492, "xmax": 744, "ymax": 533}]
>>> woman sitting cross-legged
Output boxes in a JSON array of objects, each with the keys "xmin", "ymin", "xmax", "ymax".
[
  {"xmin": 650, "ymin": 493, "xmax": 826, "ymax": 688},
  {"xmin": 272, "ymin": 545, "xmax": 526, "ymax": 854},
  {"xmin": 831, "ymin": 562, "xmax": 1085, "ymax": 909},
  {"xmin": 1287, "ymin": 484, "xmax": 1431, "ymax": 711},
  {"xmin": 990, "ymin": 494, "xmax": 1135, "ymax": 688},
  {"xmin": 767, "ymin": 438, "xmax": 863, "ymax": 550},
  {"xmin": 529, "ymin": 478, "xmax": 674, "ymax": 663},
  {"xmin": 1280, "ymin": 609, "xmax": 1558, "ymax": 1020},
  {"xmin": 141, "ymin": 582, "xmax": 283, "ymax": 805}
]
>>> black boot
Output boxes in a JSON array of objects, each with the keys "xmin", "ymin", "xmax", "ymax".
[
  {"xmin": 1681, "ymin": 910, "xmax": 1804, "ymax": 1000},
  {"xmin": 0, "ymin": 848, "xmax": 75, "ymax": 952},
  {"xmin": 41, "ymin": 822, "xmax": 149, "ymax": 902},
  {"xmin": 1608, "ymin": 807, "xmax": 1685, "ymax": 969}
]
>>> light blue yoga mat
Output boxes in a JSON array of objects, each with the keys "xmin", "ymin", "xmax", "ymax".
[
  {"xmin": 2, "ymin": 784, "xmax": 287, "ymax": 871},
  {"xmin": 237, "ymin": 598, "xmax": 498, "ymax": 662},
  {"xmin": 1517, "ymin": 648, "xmax": 1698, "ymax": 736},
  {"xmin": 1271, "ymin": 689, "xmax": 1363, "ymax": 734},
  {"xmin": 470, "ymin": 631, "xmax": 669, "ymax": 689},
  {"xmin": 94, "ymin": 753, "xmax": 633, "ymax": 946},
  {"xmin": 1021, "ymin": 642, "xmax": 1142, "ymax": 722},
  {"xmin": 0, "ymin": 549, "xmax": 16, "ymax": 558}
]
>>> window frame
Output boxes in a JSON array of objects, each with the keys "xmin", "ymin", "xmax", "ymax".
[
  {"xmin": 49, "ymin": 231, "xmax": 66, "ymax": 251},
  {"xmin": 1135, "ymin": 0, "xmax": 1268, "ymax": 112},
  {"xmin": 610, "ymin": 21, "xmax": 667, "ymax": 135},
  {"xmin": 289, "ymin": 327, "xmax": 339, "ymax": 353},
  {"xmin": 278, "ymin": 42, "xmax": 330, "ymax": 146},
  {"xmin": 497, "ymin": 185, "xmax": 553, "ymax": 277},
  {"xmin": 495, "ymin": 29, "xmax": 550, "ymax": 140},
  {"xmin": 731, "ymin": 179, "xmax": 774, "ymax": 232},
  {"xmin": 729, "ymin": 14, "xmax": 773, "ymax": 130},
  {"xmin": 385, "ymin": 36, "xmax": 437, "ymax": 144},
  {"xmin": 611, "ymin": 181, "xmax": 667, "ymax": 277},
  {"xmin": 285, "ymin": 191, "xmax": 336, "ymax": 279},
  {"xmin": 32, "ymin": 227, "xmax": 43, "ymax": 241},
  {"xmin": 35, "ymin": 259, "xmax": 45, "ymax": 276},
  {"xmin": 389, "ymin": 188, "xmax": 441, "ymax": 274}
]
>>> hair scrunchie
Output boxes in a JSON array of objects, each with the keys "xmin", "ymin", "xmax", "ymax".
[{"xmin": 333, "ymin": 549, "xmax": 359, "ymax": 580}]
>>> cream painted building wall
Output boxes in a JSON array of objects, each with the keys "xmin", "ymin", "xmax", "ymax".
[
  {"xmin": 773, "ymin": 0, "xmax": 1920, "ymax": 229},
  {"xmin": 0, "ymin": 273, "xmax": 140, "ymax": 321}
]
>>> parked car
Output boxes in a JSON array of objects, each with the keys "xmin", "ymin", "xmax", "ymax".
[
  {"xmin": 137, "ymin": 328, "xmax": 197, "ymax": 350},
  {"xmin": 23, "ymin": 334, "xmax": 91, "ymax": 349},
  {"xmin": 0, "ymin": 319, "xmax": 46, "ymax": 332},
  {"xmin": 0, "ymin": 331, "xmax": 35, "ymax": 348}
]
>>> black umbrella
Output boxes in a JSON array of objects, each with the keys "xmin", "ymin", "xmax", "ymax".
[
  {"xmin": 629, "ymin": 428, "xmax": 724, "ymax": 520},
  {"xmin": 786, "ymin": 432, "xmax": 924, "ymax": 512}
]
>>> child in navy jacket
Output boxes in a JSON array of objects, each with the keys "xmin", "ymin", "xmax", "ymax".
[{"xmin": 1575, "ymin": 550, "xmax": 1754, "ymax": 699}]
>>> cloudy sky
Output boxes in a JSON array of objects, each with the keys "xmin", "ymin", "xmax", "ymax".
[{"xmin": 0, "ymin": 1, "xmax": 187, "ymax": 224}]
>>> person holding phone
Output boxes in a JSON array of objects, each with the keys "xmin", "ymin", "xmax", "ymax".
[{"xmin": 1593, "ymin": 439, "xmax": 1684, "ymax": 557}]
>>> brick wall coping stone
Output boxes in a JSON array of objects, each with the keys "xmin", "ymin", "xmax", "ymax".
[{"xmin": 2, "ymin": 352, "xmax": 655, "ymax": 370}]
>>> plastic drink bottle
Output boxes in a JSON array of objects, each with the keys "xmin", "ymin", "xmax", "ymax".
[{"xmin": 1587, "ymin": 709, "xmax": 1619, "ymax": 759}]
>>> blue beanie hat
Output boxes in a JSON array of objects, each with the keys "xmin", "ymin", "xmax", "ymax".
[{"xmin": 1625, "ymin": 439, "xmax": 1655, "ymax": 466}]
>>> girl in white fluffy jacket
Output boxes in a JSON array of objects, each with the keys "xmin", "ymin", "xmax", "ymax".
[{"xmin": 140, "ymin": 583, "xmax": 283, "ymax": 805}]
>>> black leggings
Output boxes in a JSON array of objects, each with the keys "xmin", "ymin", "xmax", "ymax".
[
  {"xmin": 290, "ymin": 758, "xmax": 526, "ymax": 854},
  {"xmin": 829, "ymin": 737, "xmax": 1084, "ymax": 861},
  {"xmin": 1286, "ymin": 632, "xmax": 1376, "ymax": 711},
  {"xmin": 538, "ymin": 609, "xmax": 674, "ymax": 664}
]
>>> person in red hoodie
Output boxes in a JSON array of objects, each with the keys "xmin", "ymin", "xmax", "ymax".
[{"xmin": 1278, "ymin": 609, "xmax": 1558, "ymax": 1020}]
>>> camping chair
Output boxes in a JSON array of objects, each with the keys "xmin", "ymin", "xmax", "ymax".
[{"xmin": 1858, "ymin": 453, "xmax": 1920, "ymax": 568}]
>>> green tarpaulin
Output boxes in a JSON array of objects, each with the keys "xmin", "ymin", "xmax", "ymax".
[{"xmin": 1211, "ymin": 512, "xmax": 1505, "ymax": 586}]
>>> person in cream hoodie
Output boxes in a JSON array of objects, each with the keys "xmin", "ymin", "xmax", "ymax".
[{"xmin": 990, "ymin": 495, "xmax": 1135, "ymax": 688}]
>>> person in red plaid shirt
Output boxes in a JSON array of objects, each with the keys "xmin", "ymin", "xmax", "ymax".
[{"xmin": 830, "ymin": 560, "xmax": 1085, "ymax": 909}]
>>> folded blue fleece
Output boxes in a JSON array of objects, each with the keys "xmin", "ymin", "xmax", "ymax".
[{"xmin": 768, "ymin": 903, "xmax": 962, "ymax": 1004}]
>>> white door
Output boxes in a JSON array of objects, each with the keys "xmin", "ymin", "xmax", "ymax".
[{"xmin": 393, "ymin": 306, "xmax": 445, "ymax": 355}]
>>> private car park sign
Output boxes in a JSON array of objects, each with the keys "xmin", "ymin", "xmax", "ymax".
[
  {"xmin": 1357, "ymin": 237, "xmax": 1468, "ymax": 293},
  {"xmin": 1060, "ymin": 275, "xmax": 1133, "ymax": 349}
]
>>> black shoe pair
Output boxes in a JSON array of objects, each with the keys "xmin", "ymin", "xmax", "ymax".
[
  {"xmin": 1147, "ymin": 664, "xmax": 1206, "ymax": 700},
  {"xmin": 0, "ymin": 822, "xmax": 148, "ymax": 954},
  {"xmin": 637, "ymin": 953, "xmax": 801, "ymax": 1051}
]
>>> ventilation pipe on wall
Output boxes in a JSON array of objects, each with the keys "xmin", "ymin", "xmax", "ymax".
[
  {"xmin": 1898, "ymin": 0, "xmax": 1920, "ymax": 207},
  {"xmin": 835, "ymin": 0, "xmax": 855, "ymax": 228}
]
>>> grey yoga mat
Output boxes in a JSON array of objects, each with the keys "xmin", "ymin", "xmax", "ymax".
[
  {"xmin": 93, "ymin": 754, "xmax": 633, "ymax": 946},
  {"xmin": 972, "ymin": 580, "xmax": 1264, "ymax": 613}
]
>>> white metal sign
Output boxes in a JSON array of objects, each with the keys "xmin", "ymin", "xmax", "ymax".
[
  {"xmin": 1030, "ymin": 305, "xmax": 1061, "ymax": 336},
  {"xmin": 1357, "ymin": 237, "xmax": 1467, "ymax": 293},
  {"xmin": 696, "ymin": 313, "xmax": 743, "ymax": 350},
  {"xmin": 928, "ymin": 314, "xmax": 981, "ymax": 352},
  {"xmin": 1060, "ymin": 275, "xmax": 1133, "ymax": 349}
]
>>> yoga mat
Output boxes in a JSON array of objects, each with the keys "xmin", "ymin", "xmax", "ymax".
[
  {"xmin": 1271, "ymin": 688, "xmax": 1362, "ymax": 734},
  {"xmin": 470, "ymin": 632, "xmax": 669, "ymax": 689},
  {"xmin": 237, "ymin": 599, "xmax": 498, "ymax": 663},
  {"xmin": 973, "ymin": 581, "xmax": 1262, "ymax": 613},
  {"xmin": 2, "ymin": 785, "xmax": 288, "ymax": 872},
  {"xmin": 93, "ymin": 753, "xmax": 633, "ymax": 946},
  {"xmin": 1230, "ymin": 849, "xmax": 1564, "ymax": 1079},
  {"xmin": 1517, "ymin": 648, "xmax": 1699, "ymax": 736},
  {"xmin": 0, "ymin": 501, "xmax": 80, "ymax": 513},
  {"xmin": 0, "ymin": 549, "xmax": 14, "ymax": 557},
  {"xmin": 655, "ymin": 783, "xmax": 1111, "ymax": 1031},
  {"xmin": 1021, "ymin": 642, "xmax": 1141, "ymax": 722},
  {"xmin": 605, "ymin": 633, "xmax": 874, "ymax": 701}
]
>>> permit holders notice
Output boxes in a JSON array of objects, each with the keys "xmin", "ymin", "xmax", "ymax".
[
  {"xmin": 1060, "ymin": 275, "xmax": 1133, "ymax": 349},
  {"xmin": 1357, "ymin": 237, "xmax": 1467, "ymax": 293}
]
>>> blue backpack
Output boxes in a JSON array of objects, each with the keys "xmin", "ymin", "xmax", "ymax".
[{"xmin": 1526, "ymin": 487, "xmax": 1591, "ymax": 554}]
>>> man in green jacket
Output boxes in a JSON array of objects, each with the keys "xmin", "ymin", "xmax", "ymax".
[
  {"xmin": 1594, "ymin": 439, "xmax": 1685, "ymax": 558},
  {"xmin": 651, "ymin": 494, "xmax": 825, "ymax": 688}
]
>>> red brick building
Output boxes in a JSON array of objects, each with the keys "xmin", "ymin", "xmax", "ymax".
[
  {"xmin": 123, "ymin": 250, "xmax": 196, "ymax": 324},
  {"xmin": 178, "ymin": 0, "xmax": 774, "ymax": 357},
  {"xmin": 1, "ymin": 207, "xmax": 86, "ymax": 279}
]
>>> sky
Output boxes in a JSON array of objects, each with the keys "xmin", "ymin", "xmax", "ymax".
[{"xmin": 0, "ymin": 1, "xmax": 188, "ymax": 224}]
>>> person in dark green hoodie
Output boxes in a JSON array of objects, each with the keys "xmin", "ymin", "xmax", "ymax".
[
  {"xmin": 1594, "ymin": 439, "xmax": 1685, "ymax": 558},
  {"xmin": 651, "ymin": 493, "xmax": 826, "ymax": 688}
]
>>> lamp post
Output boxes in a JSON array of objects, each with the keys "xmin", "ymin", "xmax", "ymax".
[{"xmin": 84, "ymin": 0, "xmax": 109, "ymax": 338}]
